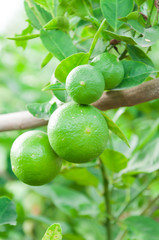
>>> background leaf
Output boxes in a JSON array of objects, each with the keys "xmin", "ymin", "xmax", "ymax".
[
  {"xmin": 116, "ymin": 60, "xmax": 154, "ymax": 89},
  {"xmin": 100, "ymin": 0, "xmax": 133, "ymax": 30},
  {"xmin": 122, "ymin": 137, "xmax": 159, "ymax": 175},
  {"xmin": 62, "ymin": 168, "xmax": 99, "ymax": 186},
  {"xmin": 40, "ymin": 29, "xmax": 77, "ymax": 61},
  {"xmin": 42, "ymin": 223, "xmax": 62, "ymax": 240},
  {"xmin": 34, "ymin": 0, "xmax": 54, "ymax": 15},
  {"xmin": 27, "ymin": 102, "xmax": 57, "ymax": 120},
  {"xmin": 125, "ymin": 216, "xmax": 159, "ymax": 240},
  {"xmin": 0, "ymin": 197, "xmax": 17, "ymax": 226},
  {"xmin": 127, "ymin": 45, "xmax": 154, "ymax": 67},
  {"xmin": 101, "ymin": 112, "xmax": 130, "ymax": 147},
  {"xmin": 100, "ymin": 149, "xmax": 128, "ymax": 173},
  {"xmin": 44, "ymin": 16, "xmax": 69, "ymax": 31}
]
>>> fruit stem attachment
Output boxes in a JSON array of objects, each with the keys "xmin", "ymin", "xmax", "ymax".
[
  {"xmin": 99, "ymin": 158, "xmax": 112, "ymax": 240},
  {"xmin": 88, "ymin": 19, "xmax": 106, "ymax": 58}
]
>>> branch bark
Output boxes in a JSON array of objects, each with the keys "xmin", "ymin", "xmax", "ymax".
[{"xmin": 0, "ymin": 78, "xmax": 159, "ymax": 132}]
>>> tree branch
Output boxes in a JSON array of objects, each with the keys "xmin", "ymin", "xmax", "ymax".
[{"xmin": 0, "ymin": 78, "xmax": 159, "ymax": 132}]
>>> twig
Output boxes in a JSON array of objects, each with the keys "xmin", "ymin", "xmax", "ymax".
[
  {"xmin": 0, "ymin": 78, "xmax": 159, "ymax": 132},
  {"xmin": 100, "ymin": 158, "xmax": 112, "ymax": 240}
]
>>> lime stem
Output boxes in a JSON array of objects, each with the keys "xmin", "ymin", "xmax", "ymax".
[
  {"xmin": 88, "ymin": 19, "xmax": 106, "ymax": 58},
  {"xmin": 100, "ymin": 158, "xmax": 112, "ymax": 240}
]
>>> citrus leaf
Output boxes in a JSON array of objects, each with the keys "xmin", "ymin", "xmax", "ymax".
[
  {"xmin": 50, "ymin": 76, "xmax": 68, "ymax": 102},
  {"xmin": 0, "ymin": 197, "xmax": 17, "ymax": 226},
  {"xmin": 101, "ymin": 112, "xmax": 130, "ymax": 147},
  {"xmin": 34, "ymin": 0, "xmax": 54, "ymax": 15},
  {"xmin": 8, "ymin": 34, "xmax": 40, "ymax": 41},
  {"xmin": 55, "ymin": 52, "xmax": 89, "ymax": 82},
  {"xmin": 122, "ymin": 138, "xmax": 159, "ymax": 175},
  {"xmin": 104, "ymin": 30, "xmax": 137, "ymax": 45},
  {"xmin": 24, "ymin": 1, "xmax": 42, "ymax": 29},
  {"xmin": 62, "ymin": 168, "xmax": 99, "ymax": 186},
  {"xmin": 40, "ymin": 29, "xmax": 77, "ymax": 61},
  {"xmin": 119, "ymin": 11, "xmax": 145, "ymax": 33},
  {"xmin": 44, "ymin": 16, "xmax": 69, "ymax": 31},
  {"xmin": 116, "ymin": 60, "xmax": 154, "ymax": 89},
  {"xmin": 127, "ymin": 45, "xmax": 154, "ymax": 67},
  {"xmin": 43, "ymin": 82, "xmax": 66, "ymax": 91},
  {"xmin": 41, "ymin": 52, "xmax": 53, "ymax": 68},
  {"xmin": 100, "ymin": 149, "xmax": 128, "ymax": 173},
  {"xmin": 32, "ymin": 185, "xmax": 99, "ymax": 217},
  {"xmin": 100, "ymin": 0, "xmax": 133, "ymax": 30},
  {"xmin": 42, "ymin": 223, "xmax": 62, "ymax": 240},
  {"xmin": 124, "ymin": 216, "xmax": 159, "ymax": 240},
  {"xmin": 27, "ymin": 102, "xmax": 57, "ymax": 120}
]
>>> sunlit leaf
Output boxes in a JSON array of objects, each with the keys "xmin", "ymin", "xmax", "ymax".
[
  {"xmin": 40, "ymin": 29, "xmax": 77, "ymax": 61},
  {"xmin": 101, "ymin": 112, "xmax": 130, "ymax": 147},
  {"xmin": 100, "ymin": 149, "xmax": 128, "ymax": 172},
  {"xmin": 42, "ymin": 223, "xmax": 62, "ymax": 240}
]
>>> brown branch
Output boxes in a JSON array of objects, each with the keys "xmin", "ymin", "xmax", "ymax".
[{"xmin": 0, "ymin": 78, "xmax": 159, "ymax": 132}]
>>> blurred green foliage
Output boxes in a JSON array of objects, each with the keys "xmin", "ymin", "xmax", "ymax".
[{"xmin": 1, "ymin": 0, "xmax": 159, "ymax": 239}]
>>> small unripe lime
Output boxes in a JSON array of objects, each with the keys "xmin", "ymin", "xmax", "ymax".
[{"xmin": 66, "ymin": 65, "xmax": 105, "ymax": 104}]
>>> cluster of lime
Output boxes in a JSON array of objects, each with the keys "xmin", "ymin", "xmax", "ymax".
[{"xmin": 10, "ymin": 52, "xmax": 124, "ymax": 186}]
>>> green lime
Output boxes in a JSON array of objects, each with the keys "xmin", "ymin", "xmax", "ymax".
[
  {"xmin": 66, "ymin": 65, "xmax": 105, "ymax": 104},
  {"xmin": 10, "ymin": 131, "xmax": 62, "ymax": 186},
  {"xmin": 91, "ymin": 52, "xmax": 124, "ymax": 90},
  {"xmin": 48, "ymin": 102, "xmax": 108, "ymax": 163}
]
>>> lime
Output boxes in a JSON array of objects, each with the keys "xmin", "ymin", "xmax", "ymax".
[
  {"xmin": 91, "ymin": 52, "xmax": 124, "ymax": 90},
  {"xmin": 66, "ymin": 65, "xmax": 105, "ymax": 104},
  {"xmin": 10, "ymin": 131, "xmax": 62, "ymax": 186},
  {"xmin": 48, "ymin": 102, "xmax": 108, "ymax": 163}
]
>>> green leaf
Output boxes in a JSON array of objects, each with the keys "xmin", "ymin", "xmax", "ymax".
[
  {"xmin": 43, "ymin": 82, "xmax": 66, "ymax": 91},
  {"xmin": 44, "ymin": 16, "xmax": 69, "ymax": 31},
  {"xmin": 24, "ymin": 1, "xmax": 42, "ymax": 29},
  {"xmin": 100, "ymin": 0, "xmax": 133, "ymax": 30},
  {"xmin": 40, "ymin": 29, "xmax": 77, "ymax": 61},
  {"xmin": 119, "ymin": 11, "xmax": 145, "ymax": 33},
  {"xmin": 50, "ymin": 76, "xmax": 68, "ymax": 102},
  {"xmin": 101, "ymin": 112, "xmax": 130, "ymax": 147},
  {"xmin": 116, "ymin": 60, "xmax": 154, "ymax": 89},
  {"xmin": 41, "ymin": 52, "xmax": 53, "ymax": 68},
  {"xmin": 0, "ymin": 197, "xmax": 17, "ymax": 226},
  {"xmin": 62, "ymin": 168, "xmax": 99, "ymax": 186},
  {"xmin": 125, "ymin": 216, "xmax": 159, "ymax": 240},
  {"xmin": 63, "ymin": 233, "xmax": 85, "ymax": 240},
  {"xmin": 34, "ymin": 0, "xmax": 54, "ymax": 15},
  {"xmin": 42, "ymin": 223, "xmax": 62, "ymax": 240},
  {"xmin": 100, "ymin": 149, "xmax": 128, "ymax": 173},
  {"xmin": 32, "ymin": 185, "xmax": 99, "ymax": 217},
  {"xmin": 135, "ymin": 0, "xmax": 146, "ymax": 6},
  {"xmin": 27, "ymin": 102, "xmax": 57, "ymax": 120},
  {"xmin": 127, "ymin": 45, "xmax": 154, "ymax": 67},
  {"xmin": 8, "ymin": 34, "xmax": 40, "ymax": 41},
  {"xmin": 55, "ymin": 53, "xmax": 89, "ymax": 82},
  {"xmin": 103, "ymin": 30, "xmax": 137, "ymax": 45},
  {"xmin": 57, "ymin": 0, "xmax": 92, "ymax": 19},
  {"xmin": 122, "ymin": 138, "xmax": 159, "ymax": 175}
]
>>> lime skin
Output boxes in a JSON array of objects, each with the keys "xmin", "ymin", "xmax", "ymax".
[
  {"xmin": 48, "ymin": 102, "xmax": 109, "ymax": 164},
  {"xmin": 91, "ymin": 52, "xmax": 124, "ymax": 90},
  {"xmin": 10, "ymin": 131, "xmax": 62, "ymax": 186},
  {"xmin": 66, "ymin": 64, "xmax": 105, "ymax": 104}
]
